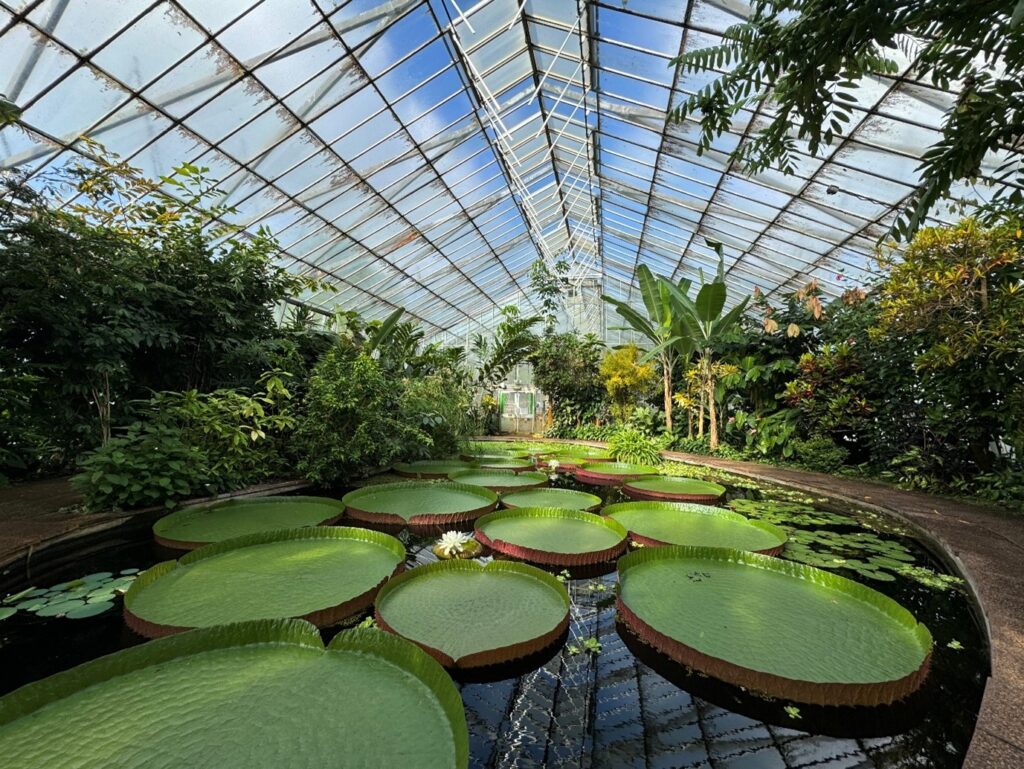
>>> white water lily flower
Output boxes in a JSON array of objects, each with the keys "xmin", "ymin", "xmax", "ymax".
[
  {"xmin": 436, "ymin": 530, "xmax": 473, "ymax": 556},
  {"xmin": 547, "ymin": 459, "xmax": 560, "ymax": 470}
]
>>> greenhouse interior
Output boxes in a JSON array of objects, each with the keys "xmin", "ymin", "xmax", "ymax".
[{"xmin": 0, "ymin": 1, "xmax": 1022, "ymax": 767}]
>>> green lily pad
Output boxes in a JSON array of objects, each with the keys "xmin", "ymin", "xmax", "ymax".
[
  {"xmin": 0, "ymin": 620, "xmax": 468, "ymax": 768},
  {"xmin": 475, "ymin": 508, "xmax": 628, "ymax": 567},
  {"xmin": 617, "ymin": 546, "xmax": 932, "ymax": 706},
  {"xmin": 375, "ymin": 560, "xmax": 569, "ymax": 667},
  {"xmin": 474, "ymin": 457, "xmax": 537, "ymax": 471},
  {"xmin": 125, "ymin": 527, "xmax": 405, "ymax": 638},
  {"xmin": 603, "ymin": 501, "xmax": 787, "ymax": 554},
  {"xmin": 35, "ymin": 600, "xmax": 87, "ymax": 617},
  {"xmin": 448, "ymin": 469, "xmax": 549, "ymax": 493},
  {"xmin": 65, "ymin": 601, "xmax": 116, "ymax": 619},
  {"xmin": 392, "ymin": 459, "xmax": 477, "ymax": 479},
  {"xmin": 342, "ymin": 481, "xmax": 497, "ymax": 526},
  {"xmin": 500, "ymin": 488, "xmax": 603, "ymax": 512},
  {"xmin": 622, "ymin": 477, "xmax": 727, "ymax": 502},
  {"xmin": 574, "ymin": 462, "xmax": 660, "ymax": 486},
  {"xmin": 153, "ymin": 496, "xmax": 346, "ymax": 550},
  {"xmin": 0, "ymin": 607, "xmax": 15, "ymax": 621}
]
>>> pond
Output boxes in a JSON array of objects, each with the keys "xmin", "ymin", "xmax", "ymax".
[{"xmin": 0, "ymin": 460, "xmax": 988, "ymax": 769}]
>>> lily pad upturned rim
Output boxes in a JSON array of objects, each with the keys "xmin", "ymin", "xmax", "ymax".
[
  {"xmin": 501, "ymin": 487, "xmax": 604, "ymax": 512},
  {"xmin": 459, "ymin": 451, "xmax": 531, "ymax": 462},
  {"xmin": 574, "ymin": 462, "xmax": 661, "ymax": 486},
  {"xmin": 375, "ymin": 559, "xmax": 570, "ymax": 668},
  {"xmin": 342, "ymin": 481, "xmax": 498, "ymax": 526},
  {"xmin": 153, "ymin": 495, "xmax": 346, "ymax": 550},
  {"xmin": 447, "ymin": 469, "xmax": 549, "ymax": 493},
  {"xmin": 602, "ymin": 501, "xmax": 788, "ymax": 555},
  {"xmin": 616, "ymin": 546, "xmax": 933, "ymax": 706},
  {"xmin": 622, "ymin": 476, "xmax": 728, "ymax": 504},
  {"xmin": 392, "ymin": 458, "xmax": 478, "ymax": 479},
  {"xmin": 124, "ymin": 527, "xmax": 405, "ymax": 639},
  {"xmin": 0, "ymin": 619, "xmax": 468, "ymax": 769},
  {"xmin": 475, "ymin": 507, "xmax": 628, "ymax": 567}
]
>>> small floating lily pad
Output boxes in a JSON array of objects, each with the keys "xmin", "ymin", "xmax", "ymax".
[
  {"xmin": 574, "ymin": 462, "xmax": 660, "ymax": 486},
  {"xmin": 448, "ymin": 469, "xmax": 548, "ymax": 494},
  {"xmin": 622, "ymin": 477, "xmax": 727, "ymax": 503},
  {"xmin": 475, "ymin": 508, "xmax": 628, "ymax": 567},
  {"xmin": 66, "ymin": 601, "xmax": 116, "ymax": 619},
  {"xmin": 392, "ymin": 459, "xmax": 477, "ymax": 479},
  {"xmin": 617, "ymin": 546, "xmax": 932, "ymax": 706},
  {"xmin": 501, "ymin": 488, "xmax": 603, "ymax": 512},
  {"xmin": 125, "ymin": 527, "xmax": 405, "ymax": 638},
  {"xmin": 342, "ymin": 481, "xmax": 497, "ymax": 527},
  {"xmin": 604, "ymin": 502, "xmax": 787, "ymax": 554},
  {"xmin": 375, "ymin": 560, "xmax": 570, "ymax": 667},
  {"xmin": 0, "ymin": 607, "xmax": 15, "ymax": 621},
  {"xmin": 153, "ymin": 496, "xmax": 346, "ymax": 550},
  {"xmin": 0, "ymin": 620, "xmax": 468, "ymax": 768}
]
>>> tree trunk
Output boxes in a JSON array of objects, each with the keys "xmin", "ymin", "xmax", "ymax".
[
  {"xmin": 661, "ymin": 352, "xmax": 673, "ymax": 432},
  {"xmin": 708, "ymin": 374, "xmax": 719, "ymax": 450}
]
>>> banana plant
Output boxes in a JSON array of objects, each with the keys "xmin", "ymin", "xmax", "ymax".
[
  {"xmin": 665, "ymin": 241, "xmax": 750, "ymax": 448},
  {"xmin": 602, "ymin": 265, "xmax": 695, "ymax": 431}
]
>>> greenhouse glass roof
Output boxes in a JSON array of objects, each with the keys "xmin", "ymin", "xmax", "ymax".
[{"xmin": 0, "ymin": 0, "xmax": 1009, "ymax": 341}]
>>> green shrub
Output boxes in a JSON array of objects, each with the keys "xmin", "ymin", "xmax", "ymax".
[
  {"xmin": 400, "ymin": 373, "xmax": 475, "ymax": 459},
  {"xmin": 572, "ymin": 423, "xmax": 615, "ymax": 442},
  {"xmin": 608, "ymin": 426, "xmax": 662, "ymax": 465},
  {"xmin": 73, "ymin": 425, "xmax": 209, "ymax": 511},
  {"xmin": 791, "ymin": 436, "xmax": 849, "ymax": 473}
]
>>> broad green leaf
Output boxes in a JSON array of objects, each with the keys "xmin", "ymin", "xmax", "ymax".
[
  {"xmin": 375, "ymin": 559, "xmax": 569, "ymax": 665},
  {"xmin": 695, "ymin": 282, "xmax": 727, "ymax": 323},
  {"xmin": 0, "ymin": 620, "xmax": 468, "ymax": 768}
]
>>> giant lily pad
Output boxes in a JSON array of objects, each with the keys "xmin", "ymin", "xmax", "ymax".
[
  {"xmin": 393, "ymin": 458, "xmax": 478, "ymax": 479},
  {"xmin": 124, "ymin": 527, "xmax": 405, "ymax": 638},
  {"xmin": 616, "ymin": 546, "xmax": 932, "ymax": 706},
  {"xmin": 375, "ymin": 560, "xmax": 569, "ymax": 668},
  {"xmin": 622, "ymin": 476, "xmax": 727, "ymax": 504},
  {"xmin": 501, "ymin": 487, "xmax": 603, "ymax": 512},
  {"xmin": 152, "ymin": 495, "xmax": 345, "ymax": 550},
  {"xmin": 0, "ymin": 620, "xmax": 468, "ymax": 768},
  {"xmin": 536, "ymin": 446, "xmax": 612, "ymax": 471},
  {"xmin": 603, "ymin": 502, "xmax": 787, "ymax": 555},
  {"xmin": 448, "ymin": 469, "xmax": 548, "ymax": 493},
  {"xmin": 574, "ymin": 462, "xmax": 660, "ymax": 486},
  {"xmin": 474, "ymin": 456, "xmax": 537, "ymax": 471},
  {"xmin": 475, "ymin": 508, "xmax": 628, "ymax": 567},
  {"xmin": 342, "ymin": 481, "xmax": 497, "ymax": 527}
]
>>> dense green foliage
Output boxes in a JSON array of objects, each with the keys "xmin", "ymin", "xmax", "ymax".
[
  {"xmin": 550, "ymin": 218, "xmax": 1024, "ymax": 507},
  {"xmin": 531, "ymin": 333, "xmax": 606, "ymax": 435},
  {"xmin": 295, "ymin": 343, "xmax": 474, "ymax": 486},
  {"xmin": 668, "ymin": 0, "xmax": 1024, "ymax": 239},
  {"xmin": 0, "ymin": 159, "xmax": 323, "ymax": 479}
]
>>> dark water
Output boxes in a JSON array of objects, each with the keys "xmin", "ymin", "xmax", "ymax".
[{"xmin": 0, "ymin": 472, "xmax": 988, "ymax": 769}]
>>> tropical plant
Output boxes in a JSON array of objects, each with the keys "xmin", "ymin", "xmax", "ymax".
[
  {"xmin": 667, "ymin": 0, "xmax": 1024, "ymax": 238},
  {"xmin": 72, "ymin": 370, "xmax": 296, "ymax": 511},
  {"xmin": 472, "ymin": 306, "xmax": 541, "ymax": 390},
  {"xmin": 602, "ymin": 265, "xmax": 695, "ymax": 431},
  {"xmin": 599, "ymin": 344, "xmax": 658, "ymax": 421},
  {"xmin": 295, "ymin": 350, "xmax": 431, "ymax": 485},
  {"xmin": 531, "ymin": 332, "xmax": 605, "ymax": 430},
  {"xmin": 529, "ymin": 258, "xmax": 570, "ymax": 335},
  {"xmin": 73, "ymin": 424, "xmax": 209, "ymax": 512},
  {"xmin": 0, "ymin": 152, "xmax": 315, "ymax": 471},
  {"xmin": 608, "ymin": 425, "xmax": 663, "ymax": 465}
]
